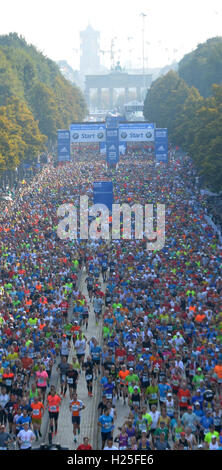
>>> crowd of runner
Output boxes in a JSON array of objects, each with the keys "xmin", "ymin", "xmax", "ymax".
[{"xmin": 0, "ymin": 149, "xmax": 222, "ymax": 451}]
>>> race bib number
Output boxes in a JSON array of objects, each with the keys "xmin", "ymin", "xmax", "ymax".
[
  {"xmin": 105, "ymin": 393, "xmax": 112, "ymax": 399},
  {"xmin": 49, "ymin": 406, "xmax": 57, "ymax": 412},
  {"xmin": 151, "ymin": 393, "xmax": 157, "ymax": 400},
  {"xmin": 72, "ymin": 405, "xmax": 79, "ymax": 412},
  {"xmin": 86, "ymin": 374, "xmax": 92, "ymax": 381},
  {"xmin": 5, "ymin": 379, "xmax": 12, "ymax": 386}
]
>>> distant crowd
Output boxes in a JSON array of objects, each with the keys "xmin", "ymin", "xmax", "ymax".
[{"xmin": 0, "ymin": 151, "xmax": 222, "ymax": 451}]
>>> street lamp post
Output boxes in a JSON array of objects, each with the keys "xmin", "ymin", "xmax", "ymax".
[
  {"xmin": 140, "ymin": 12, "xmax": 147, "ymax": 99},
  {"xmin": 127, "ymin": 36, "xmax": 133, "ymax": 70},
  {"xmin": 110, "ymin": 37, "xmax": 117, "ymax": 70}
]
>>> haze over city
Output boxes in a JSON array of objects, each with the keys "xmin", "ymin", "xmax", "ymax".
[{"xmin": 1, "ymin": 0, "xmax": 222, "ymax": 70}]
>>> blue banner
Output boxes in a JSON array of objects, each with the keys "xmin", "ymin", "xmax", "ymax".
[
  {"xmin": 106, "ymin": 127, "xmax": 119, "ymax": 166},
  {"xmin": 93, "ymin": 181, "xmax": 113, "ymax": 212},
  {"xmin": 119, "ymin": 142, "xmax": 127, "ymax": 155},
  {"xmin": 100, "ymin": 142, "xmax": 126, "ymax": 156},
  {"xmin": 106, "ymin": 116, "xmax": 118, "ymax": 128},
  {"xmin": 99, "ymin": 141, "xmax": 106, "ymax": 155},
  {"xmin": 155, "ymin": 128, "xmax": 168, "ymax": 163},
  {"xmin": 57, "ymin": 130, "xmax": 71, "ymax": 162}
]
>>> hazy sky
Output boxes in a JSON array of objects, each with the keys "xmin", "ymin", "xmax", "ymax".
[{"xmin": 1, "ymin": 0, "xmax": 222, "ymax": 70}]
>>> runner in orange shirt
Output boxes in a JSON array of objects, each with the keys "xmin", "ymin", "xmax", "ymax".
[
  {"xmin": 35, "ymin": 281, "xmax": 42, "ymax": 292},
  {"xmin": 31, "ymin": 396, "xmax": 44, "ymax": 440},
  {"xmin": 214, "ymin": 360, "xmax": 222, "ymax": 394},
  {"xmin": 118, "ymin": 364, "xmax": 130, "ymax": 405},
  {"xmin": 47, "ymin": 386, "xmax": 61, "ymax": 437},
  {"xmin": 194, "ymin": 312, "xmax": 206, "ymax": 323}
]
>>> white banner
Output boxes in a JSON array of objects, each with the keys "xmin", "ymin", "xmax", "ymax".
[
  {"xmin": 70, "ymin": 123, "xmax": 106, "ymax": 143},
  {"xmin": 119, "ymin": 123, "xmax": 155, "ymax": 142}
]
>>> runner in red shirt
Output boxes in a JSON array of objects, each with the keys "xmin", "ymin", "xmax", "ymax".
[
  {"xmin": 77, "ymin": 437, "xmax": 92, "ymax": 450},
  {"xmin": 115, "ymin": 347, "xmax": 127, "ymax": 363},
  {"xmin": 60, "ymin": 300, "xmax": 69, "ymax": 322},
  {"xmin": 178, "ymin": 383, "xmax": 191, "ymax": 413}
]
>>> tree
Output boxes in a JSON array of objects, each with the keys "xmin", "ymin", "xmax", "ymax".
[
  {"xmin": 178, "ymin": 37, "xmax": 222, "ymax": 98},
  {"xmin": 172, "ymin": 86, "xmax": 204, "ymax": 150},
  {"xmin": 0, "ymin": 32, "xmax": 87, "ymax": 145},
  {"xmin": 29, "ymin": 82, "xmax": 59, "ymax": 142},
  {"xmin": 0, "ymin": 50, "xmax": 23, "ymax": 106},
  {"xmin": 0, "ymin": 97, "xmax": 46, "ymax": 171},
  {"xmin": 144, "ymin": 70, "xmax": 190, "ymax": 136},
  {"xmin": 0, "ymin": 111, "xmax": 25, "ymax": 170},
  {"xmin": 144, "ymin": 67, "xmax": 222, "ymax": 192}
]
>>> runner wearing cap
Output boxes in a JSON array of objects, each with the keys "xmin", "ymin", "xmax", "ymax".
[
  {"xmin": 181, "ymin": 406, "xmax": 199, "ymax": 436},
  {"xmin": 204, "ymin": 424, "xmax": 219, "ymax": 448},
  {"xmin": 165, "ymin": 392, "xmax": 175, "ymax": 418},
  {"xmin": 208, "ymin": 434, "xmax": 219, "ymax": 450},
  {"xmin": 174, "ymin": 431, "xmax": 192, "ymax": 450},
  {"xmin": 153, "ymin": 421, "xmax": 169, "ymax": 446},
  {"xmin": 0, "ymin": 424, "xmax": 12, "ymax": 450},
  {"xmin": 60, "ymin": 335, "xmax": 70, "ymax": 360},
  {"xmin": 17, "ymin": 421, "xmax": 35, "ymax": 450}
]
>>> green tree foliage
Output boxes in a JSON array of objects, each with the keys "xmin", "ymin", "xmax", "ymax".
[
  {"xmin": 0, "ymin": 97, "xmax": 46, "ymax": 170},
  {"xmin": 29, "ymin": 82, "xmax": 59, "ymax": 142},
  {"xmin": 144, "ymin": 71, "xmax": 190, "ymax": 135},
  {"xmin": 144, "ymin": 70, "xmax": 222, "ymax": 191},
  {"xmin": 178, "ymin": 37, "xmax": 222, "ymax": 98},
  {"xmin": 172, "ymin": 86, "xmax": 204, "ymax": 150},
  {"xmin": 0, "ymin": 50, "xmax": 24, "ymax": 106},
  {"xmin": 0, "ymin": 33, "xmax": 87, "ymax": 172}
]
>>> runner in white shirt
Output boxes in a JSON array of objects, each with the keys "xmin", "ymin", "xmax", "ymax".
[
  {"xmin": 75, "ymin": 335, "xmax": 86, "ymax": 366},
  {"xmin": 17, "ymin": 422, "xmax": 35, "ymax": 450},
  {"xmin": 104, "ymin": 438, "xmax": 118, "ymax": 450},
  {"xmin": 209, "ymin": 435, "xmax": 219, "ymax": 450},
  {"xmin": 149, "ymin": 404, "xmax": 161, "ymax": 433}
]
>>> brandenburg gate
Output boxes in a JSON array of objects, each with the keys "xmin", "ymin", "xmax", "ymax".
[{"xmin": 85, "ymin": 71, "xmax": 152, "ymax": 109}]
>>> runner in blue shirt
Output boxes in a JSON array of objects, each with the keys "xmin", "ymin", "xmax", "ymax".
[
  {"xmin": 17, "ymin": 409, "xmax": 32, "ymax": 431},
  {"xmin": 91, "ymin": 343, "xmax": 102, "ymax": 378},
  {"xmin": 158, "ymin": 378, "xmax": 171, "ymax": 406},
  {"xmin": 98, "ymin": 408, "xmax": 114, "ymax": 449},
  {"xmin": 103, "ymin": 377, "xmax": 115, "ymax": 402},
  {"xmin": 199, "ymin": 411, "xmax": 214, "ymax": 442}
]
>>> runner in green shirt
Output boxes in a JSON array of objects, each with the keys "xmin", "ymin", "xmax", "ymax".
[
  {"xmin": 153, "ymin": 422, "xmax": 169, "ymax": 441},
  {"xmin": 126, "ymin": 370, "xmax": 140, "ymax": 386},
  {"xmin": 192, "ymin": 368, "xmax": 205, "ymax": 389},
  {"xmin": 146, "ymin": 378, "xmax": 159, "ymax": 407}
]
